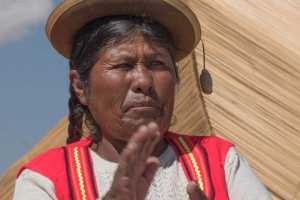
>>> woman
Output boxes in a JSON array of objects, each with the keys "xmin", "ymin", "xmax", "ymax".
[{"xmin": 13, "ymin": 0, "xmax": 271, "ymax": 200}]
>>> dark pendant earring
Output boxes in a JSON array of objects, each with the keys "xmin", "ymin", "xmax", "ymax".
[{"xmin": 199, "ymin": 39, "xmax": 213, "ymax": 94}]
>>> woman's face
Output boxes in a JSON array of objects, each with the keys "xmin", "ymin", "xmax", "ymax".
[{"xmin": 74, "ymin": 35, "xmax": 177, "ymax": 144}]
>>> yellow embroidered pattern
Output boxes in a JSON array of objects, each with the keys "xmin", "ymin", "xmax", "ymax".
[
  {"xmin": 74, "ymin": 147, "xmax": 87, "ymax": 200},
  {"xmin": 178, "ymin": 137, "xmax": 204, "ymax": 190}
]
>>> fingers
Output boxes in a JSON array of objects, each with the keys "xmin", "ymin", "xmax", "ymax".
[
  {"xmin": 106, "ymin": 122, "xmax": 161, "ymax": 200},
  {"xmin": 137, "ymin": 157, "xmax": 160, "ymax": 200},
  {"xmin": 187, "ymin": 182, "xmax": 208, "ymax": 200},
  {"xmin": 143, "ymin": 157, "xmax": 160, "ymax": 184},
  {"xmin": 140, "ymin": 123, "xmax": 160, "ymax": 161},
  {"xmin": 115, "ymin": 122, "xmax": 160, "ymax": 179}
]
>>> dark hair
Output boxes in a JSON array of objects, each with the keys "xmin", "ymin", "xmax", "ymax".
[{"xmin": 67, "ymin": 15, "xmax": 178, "ymax": 144}]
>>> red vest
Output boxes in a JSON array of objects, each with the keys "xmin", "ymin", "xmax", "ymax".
[{"xmin": 18, "ymin": 132, "xmax": 232, "ymax": 200}]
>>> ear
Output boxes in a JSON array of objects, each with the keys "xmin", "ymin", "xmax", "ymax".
[{"xmin": 69, "ymin": 70, "xmax": 88, "ymax": 105}]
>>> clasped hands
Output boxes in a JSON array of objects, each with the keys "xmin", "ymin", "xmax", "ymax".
[{"xmin": 103, "ymin": 122, "xmax": 207, "ymax": 200}]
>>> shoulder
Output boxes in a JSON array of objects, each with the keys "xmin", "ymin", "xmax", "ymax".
[
  {"xmin": 224, "ymin": 147, "xmax": 272, "ymax": 200},
  {"xmin": 18, "ymin": 137, "xmax": 92, "ymax": 178},
  {"xmin": 166, "ymin": 132, "xmax": 234, "ymax": 164},
  {"xmin": 166, "ymin": 131, "xmax": 234, "ymax": 150},
  {"xmin": 199, "ymin": 135, "xmax": 233, "ymax": 147},
  {"xmin": 200, "ymin": 135, "xmax": 234, "ymax": 156},
  {"xmin": 17, "ymin": 147, "xmax": 66, "ymax": 178},
  {"xmin": 14, "ymin": 169, "xmax": 57, "ymax": 200}
]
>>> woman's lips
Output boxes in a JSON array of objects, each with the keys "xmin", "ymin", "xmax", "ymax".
[
  {"xmin": 128, "ymin": 106, "xmax": 159, "ymax": 111},
  {"xmin": 123, "ymin": 101, "xmax": 161, "ymax": 112},
  {"xmin": 122, "ymin": 101, "xmax": 163, "ymax": 119},
  {"xmin": 126, "ymin": 105, "xmax": 162, "ymax": 118}
]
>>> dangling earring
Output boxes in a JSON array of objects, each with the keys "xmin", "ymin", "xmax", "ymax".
[
  {"xmin": 192, "ymin": 20, "xmax": 213, "ymax": 95},
  {"xmin": 199, "ymin": 39, "xmax": 213, "ymax": 95}
]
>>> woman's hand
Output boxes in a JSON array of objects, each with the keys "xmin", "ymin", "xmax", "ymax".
[
  {"xmin": 103, "ymin": 122, "xmax": 161, "ymax": 200},
  {"xmin": 187, "ymin": 182, "xmax": 208, "ymax": 200}
]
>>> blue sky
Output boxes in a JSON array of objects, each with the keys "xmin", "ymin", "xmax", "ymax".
[{"xmin": 0, "ymin": 0, "xmax": 66, "ymax": 175}]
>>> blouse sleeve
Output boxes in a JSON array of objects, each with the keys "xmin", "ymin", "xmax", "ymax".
[
  {"xmin": 13, "ymin": 169, "xmax": 57, "ymax": 200},
  {"xmin": 224, "ymin": 147, "xmax": 272, "ymax": 200}
]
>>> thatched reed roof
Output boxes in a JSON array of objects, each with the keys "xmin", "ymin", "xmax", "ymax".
[{"xmin": 1, "ymin": 1, "xmax": 300, "ymax": 199}]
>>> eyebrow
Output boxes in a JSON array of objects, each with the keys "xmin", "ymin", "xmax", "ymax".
[{"xmin": 110, "ymin": 52, "xmax": 169, "ymax": 61}]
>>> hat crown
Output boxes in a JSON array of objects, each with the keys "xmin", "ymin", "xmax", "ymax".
[{"xmin": 46, "ymin": 0, "xmax": 201, "ymax": 61}]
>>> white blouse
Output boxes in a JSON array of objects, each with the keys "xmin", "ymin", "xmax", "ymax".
[{"xmin": 13, "ymin": 146, "xmax": 272, "ymax": 200}]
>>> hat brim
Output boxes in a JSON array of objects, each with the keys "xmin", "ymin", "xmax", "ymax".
[{"xmin": 46, "ymin": 0, "xmax": 201, "ymax": 61}]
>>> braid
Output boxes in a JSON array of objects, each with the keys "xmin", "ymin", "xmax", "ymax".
[{"xmin": 67, "ymin": 86, "xmax": 85, "ymax": 144}]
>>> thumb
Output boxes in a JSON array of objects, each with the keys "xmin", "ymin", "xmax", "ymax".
[{"xmin": 186, "ymin": 182, "xmax": 207, "ymax": 200}]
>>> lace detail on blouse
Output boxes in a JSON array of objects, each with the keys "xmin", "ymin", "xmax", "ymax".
[{"xmin": 91, "ymin": 145, "xmax": 190, "ymax": 200}]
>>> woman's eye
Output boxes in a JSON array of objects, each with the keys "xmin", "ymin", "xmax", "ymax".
[
  {"xmin": 114, "ymin": 63, "xmax": 133, "ymax": 70},
  {"xmin": 149, "ymin": 60, "xmax": 167, "ymax": 68}
]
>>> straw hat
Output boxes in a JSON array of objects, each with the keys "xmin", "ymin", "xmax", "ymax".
[{"xmin": 46, "ymin": 0, "xmax": 201, "ymax": 61}]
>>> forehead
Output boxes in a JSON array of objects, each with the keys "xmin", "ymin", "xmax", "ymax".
[{"xmin": 98, "ymin": 35, "xmax": 172, "ymax": 60}]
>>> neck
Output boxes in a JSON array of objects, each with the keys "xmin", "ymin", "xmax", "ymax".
[{"xmin": 92, "ymin": 136, "xmax": 168, "ymax": 162}]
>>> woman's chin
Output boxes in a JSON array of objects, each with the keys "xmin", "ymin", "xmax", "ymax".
[
  {"xmin": 120, "ymin": 117, "xmax": 170, "ymax": 138},
  {"xmin": 122, "ymin": 118, "xmax": 159, "ymax": 132}
]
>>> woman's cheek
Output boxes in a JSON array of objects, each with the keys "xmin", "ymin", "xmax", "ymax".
[{"xmin": 157, "ymin": 72, "xmax": 176, "ymax": 96}]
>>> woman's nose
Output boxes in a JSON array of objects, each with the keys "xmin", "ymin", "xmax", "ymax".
[{"xmin": 131, "ymin": 65, "xmax": 154, "ymax": 94}]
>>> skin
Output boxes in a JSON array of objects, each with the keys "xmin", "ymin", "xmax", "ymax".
[{"xmin": 71, "ymin": 34, "xmax": 206, "ymax": 200}]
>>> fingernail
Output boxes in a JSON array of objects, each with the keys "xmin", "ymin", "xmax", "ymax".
[
  {"xmin": 127, "ymin": 141, "xmax": 138, "ymax": 150},
  {"xmin": 138, "ymin": 125, "xmax": 147, "ymax": 132},
  {"xmin": 148, "ymin": 122, "xmax": 158, "ymax": 129}
]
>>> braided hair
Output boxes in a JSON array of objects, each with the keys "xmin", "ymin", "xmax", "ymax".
[{"xmin": 67, "ymin": 15, "xmax": 178, "ymax": 144}]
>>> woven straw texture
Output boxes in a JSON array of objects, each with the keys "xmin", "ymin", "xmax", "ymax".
[{"xmin": 1, "ymin": 1, "xmax": 300, "ymax": 199}]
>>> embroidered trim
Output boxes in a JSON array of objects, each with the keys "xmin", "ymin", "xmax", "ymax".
[
  {"xmin": 65, "ymin": 142, "xmax": 98, "ymax": 200},
  {"xmin": 63, "ymin": 147, "xmax": 75, "ymax": 199},
  {"xmin": 178, "ymin": 137, "xmax": 204, "ymax": 190},
  {"xmin": 165, "ymin": 133, "xmax": 214, "ymax": 199},
  {"xmin": 74, "ymin": 147, "xmax": 87, "ymax": 200}
]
